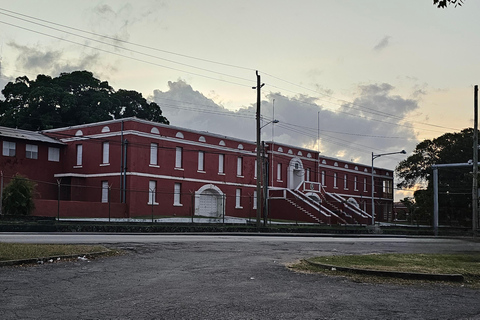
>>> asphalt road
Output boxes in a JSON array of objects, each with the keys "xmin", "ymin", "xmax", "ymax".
[{"xmin": 1, "ymin": 233, "xmax": 479, "ymax": 320}]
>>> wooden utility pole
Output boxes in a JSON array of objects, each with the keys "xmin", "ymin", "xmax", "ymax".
[
  {"xmin": 473, "ymin": 85, "xmax": 478, "ymax": 233},
  {"xmin": 254, "ymin": 71, "xmax": 264, "ymax": 228}
]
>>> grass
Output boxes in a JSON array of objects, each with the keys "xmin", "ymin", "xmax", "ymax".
[
  {"xmin": 290, "ymin": 253, "xmax": 480, "ymax": 287},
  {"xmin": 0, "ymin": 243, "xmax": 110, "ymax": 261}
]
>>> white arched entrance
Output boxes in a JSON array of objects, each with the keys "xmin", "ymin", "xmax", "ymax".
[
  {"xmin": 194, "ymin": 184, "xmax": 225, "ymax": 217},
  {"xmin": 288, "ymin": 157, "xmax": 305, "ymax": 190}
]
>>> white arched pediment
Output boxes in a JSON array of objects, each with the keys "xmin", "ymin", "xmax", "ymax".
[{"xmin": 287, "ymin": 157, "xmax": 305, "ymax": 190}]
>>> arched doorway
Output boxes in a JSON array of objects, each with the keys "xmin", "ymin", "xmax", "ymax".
[
  {"xmin": 194, "ymin": 184, "xmax": 225, "ymax": 217},
  {"xmin": 288, "ymin": 157, "xmax": 305, "ymax": 190}
]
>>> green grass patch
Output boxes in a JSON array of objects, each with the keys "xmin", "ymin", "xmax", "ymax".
[
  {"xmin": 0, "ymin": 243, "xmax": 109, "ymax": 261},
  {"xmin": 291, "ymin": 253, "xmax": 480, "ymax": 287}
]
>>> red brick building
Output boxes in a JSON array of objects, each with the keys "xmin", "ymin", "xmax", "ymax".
[{"xmin": 0, "ymin": 118, "xmax": 395, "ymax": 224}]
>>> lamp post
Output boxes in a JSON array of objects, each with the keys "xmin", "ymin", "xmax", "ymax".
[
  {"xmin": 260, "ymin": 119, "xmax": 279, "ymax": 226},
  {"xmin": 371, "ymin": 150, "xmax": 406, "ymax": 225}
]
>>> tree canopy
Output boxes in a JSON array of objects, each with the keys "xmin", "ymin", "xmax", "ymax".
[
  {"xmin": 0, "ymin": 70, "xmax": 169, "ymax": 130},
  {"xmin": 396, "ymin": 128, "xmax": 477, "ymax": 225},
  {"xmin": 434, "ymin": 0, "xmax": 464, "ymax": 8}
]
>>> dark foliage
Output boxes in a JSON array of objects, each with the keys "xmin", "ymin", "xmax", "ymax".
[{"xmin": 0, "ymin": 71, "xmax": 169, "ymax": 130}]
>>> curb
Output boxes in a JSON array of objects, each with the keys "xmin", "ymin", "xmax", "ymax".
[
  {"xmin": 0, "ymin": 250, "xmax": 112, "ymax": 267},
  {"xmin": 303, "ymin": 259, "xmax": 465, "ymax": 282}
]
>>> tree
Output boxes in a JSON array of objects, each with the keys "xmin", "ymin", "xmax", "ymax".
[
  {"xmin": 434, "ymin": 0, "xmax": 464, "ymax": 8},
  {"xmin": 2, "ymin": 174, "xmax": 36, "ymax": 216},
  {"xmin": 0, "ymin": 71, "xmax": 169, "ymax": 130},
  {"xmin": 395, "ymin": 128, "xmax": 477, "ymax": 225}
]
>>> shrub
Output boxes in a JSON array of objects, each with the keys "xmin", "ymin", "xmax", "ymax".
[{"xmin": 2, "ymin": 174, "xmax": 36, "ymax": 216}]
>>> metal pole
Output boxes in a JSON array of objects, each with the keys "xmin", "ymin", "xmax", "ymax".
[
  {"xmin": 433, "ymin": 166, "xmax": 439, "ymax": 236},
  {"xmin": 371, "ymin": 153, "xmax": 375, "ymax": 225},
  {"xmin": 473, "ymin": 85, "xmax": 478, "ymax": 233},
  {"xmin": 57, "ymin": 179, "xmax": 61, "ymax": 221},
  {"xmin": 108, "ymin": 184, "xmax": 111, "ymax": 223},
  {"xmin": 0, "ymin": 171, "xmax": 3, "ymax": 215}
]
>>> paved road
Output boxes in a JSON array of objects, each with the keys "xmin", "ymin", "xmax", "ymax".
[{"xmin": 1, "ymin": 233, "xmax": 479, "ymax": 319}]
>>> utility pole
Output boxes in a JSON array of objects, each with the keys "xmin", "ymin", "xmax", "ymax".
[
  {"xmin": 254, "ymin": 71, "xmax": 264, "ymax": 228},
  {"xmin": 473, "ymin": 85, "xmax": 478, "ymax": 233}
]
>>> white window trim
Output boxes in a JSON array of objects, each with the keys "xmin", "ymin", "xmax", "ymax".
[
  {"xmin": 175, "ymin": 147, "xmax": 183, "ymax": 169},
  {"xmin": 218, "ymin": 154, "xmax": 225, "ymax": 174},
  {"xmin": 174, "ymin": 183, "xmax": 183, "ymax": 206},
  {"xmin": 101, "ymin": 181, "xmax": 109, "ymax": 203},
  {"xmin": 48, "ymin": 147, "xmax": 60, "ymax": 162},
  {"xmin": 237, "ymin": 157, "xmax": 243, "ymax": 177},
  {"xmin": 150, "ymin": 143, "xmax": 158, "ymax": 166},
  {"xmin": 76, "ymin": 144, "xmax": 83, "ymax": 167},
  {"xmin": 26, "ymin": 144, "xmax": 38, "ymax": 159},
  {"xmin": 148, "ymin": 180, "xmax": 158, "ymax": 205},
  {"xmin": 235, "ymin": 188, "xmax": 243, "ymax": 209},
  {"xmin": 2, "ymin": 141, "xmax": 16, "ymax": 157},
  {"xmin": 198, "ymin": 151, "xmax": 205, "ymax": 172},
  {"xmin": 102, "ymin": 142, "xmax": 109, "ymax": 165}
]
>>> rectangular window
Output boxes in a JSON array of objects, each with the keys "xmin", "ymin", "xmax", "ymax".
[
  {"xmin": 364, "ymin": 177, "xmax": 368, "ymax": 192},
  {"xmin": 253, "ymin": 190, "xmax": 257, "ymax": 209},
  {"xmin": 101, "ymin": 181, "xmax": 109, "ymax": 203},
  {"xmin": 334, "ymin": 173, "xmax": 338, "ymax": 188},
  {"xmin": 354, "ymin": 176, "xmax": 358, "ymax": 191},
  {"xmin": 235, "ymin": 188, "xmax": 242, "ymax": 208},
  {"xmin": 48, "ymin": 147, "xmax": 60, "ymax": 162},
  {"xmin": 344, "ymin": 174, "xmax": 348, "ymax": 189},
  {"xmin": 175, "ymin": 147, "xmax": 183, "ymax": 168},
  {"xmin": 277, "ymin": 163, "xmax": 282, "ymax": 181},
  {"xmin": 150, "ymin": 143, "xmax": 158, "ymax": 166},
  {"xmin": 174, "ymin": 183, "xmax": 182, "ymax": 205},
  {"xmin": 26, "ymin": 144, "xmax": 38, "ymax": 159},
  {"xmin": 306, "ymin": 168, "xmax": 310, "ymax": 181},
  {"xmin": 148, "ymin": 180, "xmax": 157, "ymax": 204},
  {"xmin": 321, "ymin": 171, "xmax": 325, "ymax": 186},
  {"xmin": 237, "ymin": 157, "xmax": 243, "ymax": 176},
  {"xmin": 76, "ymin": 144, "xmax": 83, "ymax": 166},
  {"xmin": 198, "ymin": 151, "xmax": 205, "ymax": 171},
  {"xmin": 2, "ymin": 141, "xmax": 15, "ymax": 157},
  {"xmin": 254, "ymin": 160, "xmax": 257, "ymax": 179},
  {"xmin": 102, "ymin": 142, "xmax": 109, "ymax": 164},
  {"xmin": 218, "ymin": 154, "xmax": 225, "ymax": 174}
]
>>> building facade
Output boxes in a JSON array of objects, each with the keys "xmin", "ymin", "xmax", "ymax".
[{"xmin": 0, "ymin": 118, "xmax": 394, "ymax": 224}]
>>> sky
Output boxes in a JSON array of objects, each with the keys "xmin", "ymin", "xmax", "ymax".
[{"xmin": 0, "ymin": 0, "xmax": 479, "ymax": 201}]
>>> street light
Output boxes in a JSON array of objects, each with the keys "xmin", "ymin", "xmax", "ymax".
[
  {"xmin": 371, "ymin": 150, "xmax": 406, "ymax": 225},
  {"xmin": 261, "ymin": 119, "xmax": 279, "ymax": 129},
  {"xmin": 259, "ymin": 119, "xmax": 279, "ymax": 226}
]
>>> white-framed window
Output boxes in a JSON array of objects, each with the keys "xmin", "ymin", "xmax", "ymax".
[
  {"xmin": 334, "ymin": 173, "xmax": 338, "ymax": 188},
  {"xmin": 277, "ymin": 163, "xmax": 282, "ymax": 181},
  {"xmin": 48, "ymin": 147, "xmax": 60, "ymax": 162},
  {"xmin": 354, "ymin": 176, "xmax": 358, "ymax": 191},
  {"xmin": 344, "ymin": 174, "xmax": 348, "ymax": 189},
  {"xmin": 364, "ymin": 177, "xmax": 368, "ymax": 192},
  {"xmin": 175, "ymin": 147, "xmax": 183, "ymax": 168},
  {"xmin": 76, "ymin": 144, "xmax": 83, "ymax": 166},
  {"xmin": 253, "ymin": 190, "xmax": 257, "ymax": 209},
  {"xmin": 174, "ymin": 183, "xmax": 182, "ymax": 205},
  {"xmin": 26, "ymin": 144, "xmax": 38, "ymax": 159},
  {"xmin": 218, "ymin": 154, "xmax": 225, "ymax": 174},
  {"xmin": 198, "ymin": 151, "xmax": 205, "ymax": 172},
  {"xmin": 254, "ymin": 159, "xmax": 257, "ymax": 179},
  {"xmin": 101, "ymin": 181, "xmax": 109, "ymax": 203},
  {"xmin": 2, "ymin": 141, "xmax": 15, "ymax": 157},
  {"xmin": 321, "ymin": 171, "xmax": 325, "ymax": 186},
  {"xmin": 306, "ymin": 168, "xmax": 311, "ymax": 181},
  {"xmin": 150, "ymin": 143, "xmax": 158, "ymax": 166},
  {"xmin": 237, "ymin": 157, "xmax": 243, "ymax": 177},
  {"xmin": 102, "ymin": 142, "xmax": 109, "ymax": 164},
  {"xmin": 148, "ymin": 180, "xmax": 157, "ymax": 204},
  {"xmin": 235, "ymin": 188, "xmax": 242, "ymax": 208}
]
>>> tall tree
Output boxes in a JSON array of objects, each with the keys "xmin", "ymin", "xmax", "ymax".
[
  {"xmin": 434, "ymin": 0, "xmax": 464, "ymax": 8},
  {"xmin": 0, "ymin": 71, "xmax": 169, "ymax": 130},
  {"xmin": 396, "ymin": 128, "xmax": 477, "ymax": 225}
]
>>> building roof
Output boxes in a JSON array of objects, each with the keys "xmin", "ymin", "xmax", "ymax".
[{"xmin": 0, "ymin": 126, "xmax": 65, "ymax": 145}]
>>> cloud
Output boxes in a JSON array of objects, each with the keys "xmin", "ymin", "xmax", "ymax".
[
  {"xmin": 373, "ymin": 36, "xmax": 391, "ymax": 52},
  {"xmin": 151, "ymin": 80, "xmax": 420, "ymax": 170},
  {"xmin": 8, "ymin": 42, "xmax": 104, "ymax": 77}
]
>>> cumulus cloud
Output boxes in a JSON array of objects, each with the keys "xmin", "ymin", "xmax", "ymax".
[
  {"xmin": 151, "ymin": 79, "xmax": 420, "ymax": 169},
  {"xmin": 373, "ymin": 36, "xmax": 391, "ymax": 52}
]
